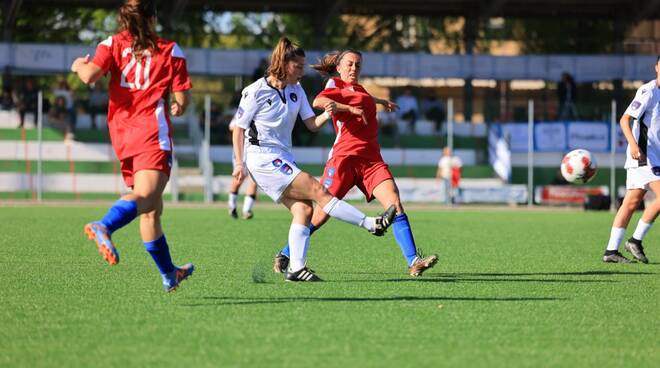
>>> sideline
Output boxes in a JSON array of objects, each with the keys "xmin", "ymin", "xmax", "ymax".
[{"xmin": 0, "ymin": 199, "xmax": 586, "ymax": 213}]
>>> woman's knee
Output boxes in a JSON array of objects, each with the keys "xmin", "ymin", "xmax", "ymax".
[
  {"xmin": 625, "ymin": 196, "xmax": 642, "ymax": 212},
  {"xmin": 141, "ymin": 208, "xmax": 160, "ymax": 222},
  {"xmin": 290, "ymin": 201, "xmax": 314, "ymax": 221}
]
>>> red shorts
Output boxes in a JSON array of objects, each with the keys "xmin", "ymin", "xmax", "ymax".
[
  {"xmin": 320, "ymin": 156, "xmax": 393, "ymax": 201},
  {"xmin": 120, "ymin": 150, "xmax": 172, "ymax": 188}
]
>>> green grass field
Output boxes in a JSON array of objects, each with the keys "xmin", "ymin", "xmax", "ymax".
[{"xmin": 1, "ymin": 204, "xmax": 659, "ymax": 367}]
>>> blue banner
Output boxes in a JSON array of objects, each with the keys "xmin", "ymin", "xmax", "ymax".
[{"xmin": 494, "ymin": 121, "xmax": 616, "ymax": 153}]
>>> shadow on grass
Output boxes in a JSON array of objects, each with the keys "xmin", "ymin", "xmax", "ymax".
[
  {"xmin": 441, "ymin": 271, "xmax": 657, "ymax": 277},
  {"xmin": 334, "ymin": 270, "xmax": 656, "ymax": 283},
  {"xmin": 179, "ymin": 295, "xmax": 564, "ymax": 307},
  {"xmin": 382, "ymin": 277, "xmax": 616, "ymax": 284}
]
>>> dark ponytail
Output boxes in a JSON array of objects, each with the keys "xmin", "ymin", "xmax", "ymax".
[
  {"xmin": 118, "ymin": 0, "xmax": 158, "ymax": 58},
  {"xmin": 267, "ymin": 37, "xmax": 306, "ymax": 81}
]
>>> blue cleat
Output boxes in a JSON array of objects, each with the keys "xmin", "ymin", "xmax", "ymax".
[
  {"xmin": 84, "ymin": 222, "xmax": 119, "ymax": 265},
  {"xmin": 163, "ymin": 263, "xmax": 195, "ymax": 292}
]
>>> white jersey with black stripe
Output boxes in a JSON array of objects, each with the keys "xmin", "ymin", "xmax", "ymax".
[
  {"xmin": 233, "ymin": 77, "xmax": 315, "ymax": 153},
  {"xmin": 623, "ymin": 80, "xmax": 660, "ymax": 169}
]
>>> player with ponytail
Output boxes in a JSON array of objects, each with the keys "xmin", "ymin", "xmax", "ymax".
[
  {"xmin": 273, "ymin": 49, "xmax": 439, "ymax": 277},
  {"xmin": 71, "ymin": 0, "xmax": 194, "ymax": 292},
  {"xmin": 232, "ymin": 37, "xmax": 396, "ymax": 282}
]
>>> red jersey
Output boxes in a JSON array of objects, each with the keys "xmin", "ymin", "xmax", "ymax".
[
  {"xmin": 317, "ymin": 77, "xmax": 382, "ymax": 161},
  {"xmin": 92, "ymin": 31, "xmax": 192, "ymax": 160}
]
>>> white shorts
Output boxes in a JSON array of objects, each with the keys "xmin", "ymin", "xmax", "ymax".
[
  {"xmin": 245, "ymin": 146, "xmax": 302, "ymax": 202},
  {"xmin": 626, "ymin": 165, "xmax": 660, "ymax": 190}
]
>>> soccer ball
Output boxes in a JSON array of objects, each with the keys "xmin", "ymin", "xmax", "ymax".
[{"xmin": 560, "ymin": 149, "xmax": 597, "ymax": 184}]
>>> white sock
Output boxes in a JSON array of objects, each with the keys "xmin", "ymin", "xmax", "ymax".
[
  {"xmin": 242, "ymin": 195, "xmax": 255, "ymax": 214},
  {"xmin": 606, "ymin": 227, "xmax": 626, "ymax": 251},
  {"xmin": 322, "ymin": 197, "xmax": 373, "ymax": 231},
  {"xmin": 288, "ymin": 223, "xmax": 310, "ymax": 272},
  {"xmin": 632, "ymin": 220, "xmax": 653, "ymax": 241},
  {"xmin": 228, "ymin": 192, "xmax": 238, "ymax": 210}
]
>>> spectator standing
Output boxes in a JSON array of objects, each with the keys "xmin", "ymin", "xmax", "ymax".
[
  {"xmin": 558, "ymin": 72, "xmax": 578, "ymax": 121},
  {"xmin": 395, "ymin": 88, "xmax": 419, "ymax": 133},
  {"xmin": 53, "ymin": 80, "xmax": 76, "ymax": 128},
  {"xmin": 16, "ymin": 78, "xmax": 38, "ymax": 128},
  {"xmin": 420, "ymin": 92, "xmax": 444, "ymax": 132},
  {"xmin": 88, "ymin": 82, "xmax": 109, "ymax": 129},
  {"xmin": 48, "ymin": 96, "xmax": 75, "ymax": 141},
  {"xmin": 1, "ymin": 66, "xmax": 13, "ymax": 110},
  {"xmin": 436, "ymin": 146, "xmax": 462, "ymax": 204}
]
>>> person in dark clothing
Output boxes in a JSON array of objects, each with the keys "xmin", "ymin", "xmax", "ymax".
[
  {"xmin": 558, "ymin": 72, "xmax": 578, "ymax": 121},
  {"xmin": 16, "ymin": 78, "xmax": 39, "ymax": 128}
]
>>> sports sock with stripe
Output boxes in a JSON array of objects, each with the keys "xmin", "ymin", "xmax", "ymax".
[
  {"xmin": 322, "ymin": 197, "xmax": 373, "ymax": 231},
  {"xmin": 288, "ymin": 223, "xmax": 311, "ymax": 272},
  {"xmin": 281, "ymin": 223, "xmax": 315, "ymax": 258},
  {"xmin": 242, "ymin": 194, "xmax": 256, "ymax": 214},
  {"xmin": 606, "ymin": 227, "xmax": 625, "ymax": 251},
  {"xmin": 632, "ymin": 220, "xmax": 652, "ymax": 241},
  {"xmin": 100, "ymin": 199, "xmax": 138, "ymax": 233},
  {"xmin": 144, "ymin": 234, "xmax": 176, "ymax": 275},
  {"xmin": 228, "ymin": 192, "xmax": 238, "ymax": 210},
  {"xmin": 392, "ymin": 213, "xmax": 418, "ymax": 266}
]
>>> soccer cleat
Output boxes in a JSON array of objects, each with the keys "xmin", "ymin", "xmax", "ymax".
[
  {"xmin": 602, "ymin": 250, "xmax": 632, "ymax": 263},
  {"xmin": 285, "ymin": 266, "xmax": 322, "ymax": 282},
  {"xmin": 84, "ymin": 222, "xmax": 119, "ymax": 265},
  {"xmin": 409, "ymin": 252, "xmax": 439, "ymax": 276},
  {"xmin": 229, "ymin": 208, "xmax": 238, "ymax": 219},
  {"xmin": 624, "ymin": 238, "xmax": 649, "ymax": 264},
  {"xmin": 164, "ymin": 263, "xmax": 195, "ymax": 292},
  {"xmin": 371, "ymin": 204, "xmax": 397, "ymax": 236},
  {"xmin": 242, "ymin": 211, "xmax": 254, "ymax": 220},
  {"xmin": 273, "ymin": 252, "xmax": 289, "ymax": 273}
]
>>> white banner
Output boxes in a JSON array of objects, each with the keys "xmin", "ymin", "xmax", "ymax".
[
  {"xmin": 456, "ymin": 185, "xmax": 528, "ymax": 204},
  {"xmin": 497, "ymin": 121, "xmax": 612, "ymax": 153},
  {"xmin": 184, "ymin": 48, "xmax": 208, "ymax": 75},
  {"xmin": 2, "ymin": 42, "xmax": 659, "ymax": 80},
  {"xmin": 501, "ymin": 123, "xmax": 529, "ymax": 152},
  {"xmin": 567, "ymin": 122, "xmax": 609, "ymax": 151},
  {"xmin": 14, "ymin": 44, "xmax": 65, "ymax": 71},
  {"xmin": 534, "ymin": 122, "xmax": 566, "ymax": 151}
]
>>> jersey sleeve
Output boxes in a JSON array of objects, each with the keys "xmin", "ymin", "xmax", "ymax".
[
  {"xmin": 316, "ymin": 87, "xmax": 346, "ymax": 103},
  {"xmin": 624, "ymin": 85, "xmax": 652, "ymax": 119},
  {"xmin": 170, "ymin": 43, "xmax": 192, "ymax": 92},
  {"xmin": 91, "ymin": 36, "xmax": 114, "ymax": 74},
  {"xmin": 233, "ymin": 87, "xmax": 260, "ymax": 130},
  {"xmin": 324, "ymin": 78, "xmax": 337, "ymax": 89},
  {"xmin": 298, "ymin": 86, "xmax": 315, "ymax": 121}
]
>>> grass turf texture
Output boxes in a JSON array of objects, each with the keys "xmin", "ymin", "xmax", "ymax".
[{"xmin": 1, "ymin": 205, "xmax": 658, "ymax": 367}]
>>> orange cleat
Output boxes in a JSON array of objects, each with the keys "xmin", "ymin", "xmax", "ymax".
[{"xmin": 84, "ymin": 222, "xmax": 119, "ymax": 265}]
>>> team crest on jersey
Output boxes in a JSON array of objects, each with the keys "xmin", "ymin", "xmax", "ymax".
[
  {"xmin": 236, "ymin": 106, "xmax": 244, "ymax": 119},
  {"xmin": 327, "ymin": 167, "xmax": 335, "ymax": 177},
  {"xmin": 290, "ymin": 92, "xmax": 298, "ymax": 102},
  {"xmin": 280, "ymin": 163, "xmax": 294, "ymax": 175},
  {"xmin": 653, "ymin": 167, "xmax": 660, "ymax": 176},
  {"xmin": 642, "ymin": 89, "xmax": 648, "ymax": 95},
  {"xmin": 266, "ymin": 98, "xmax": 272, "ymax": 106},
  {"xmin": 631, "ymin": 101, "xmax": 641, "ymax": 110},
  {"xmin": 323, "ymin": 178, "xmax": 333, "ymax": 188},
  {"xmin": 272, "ymin": 158, "xmax": 283, "ymax": 167}
]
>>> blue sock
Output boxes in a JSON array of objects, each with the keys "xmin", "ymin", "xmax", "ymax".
[
  {"xmin": 392, "ymin": 213, "xmax": 418, "ymax": 266},
  {"xmin": 144, "ymin": 235, "xmax": 175, "ymax": 275},
  {"xmin": 100, "ymin": 199, "xmax": 138, "ymax": 233},
  {"xmin": 281, "ymin": 223, "xmax": 316, "ymax": 258}
]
